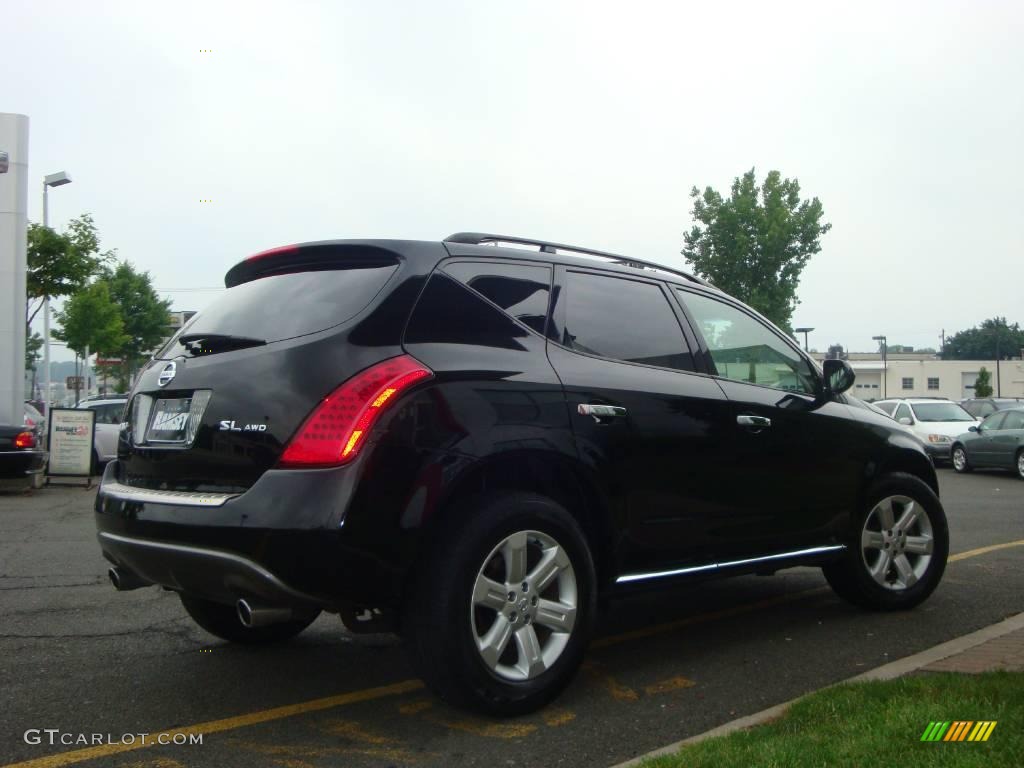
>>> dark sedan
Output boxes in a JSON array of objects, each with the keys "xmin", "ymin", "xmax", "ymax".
[
  {"xmin": 0, "ymin": 422, "xmax": 48, "ymax": 488},
  {"xmin": 951, "ymin": 408, "xmax": 1024, "ymax": 480}
]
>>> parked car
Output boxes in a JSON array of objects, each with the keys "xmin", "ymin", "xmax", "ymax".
[
  {"xmin": 0, "ymin": 412, "xmax": 48, "ymax": 487},
  {"xmin": 951, "ymin": 407, "xmax": 1024, "ymax": 479},
  {"xmin": 95, "ymin": 233, "xmax": 949, "ymax": 715},
  {"xmin": 873, "ymin": 398, "xmax": 977, "ymax": 464},
  {"xmin": 77, "ymin": 397, "xmax": 128, "ymax": 471},
  {"xmin": 959, "ymin": 397, "xmax": 1024, "ymax": 419}
]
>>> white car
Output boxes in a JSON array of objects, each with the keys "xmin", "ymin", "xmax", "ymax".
[
  {"xmin": 77, "ymin": 397, "xmax": 128, "ymax": 469},
  {"xmin": 873, "ymin": 398, "xmax": 977, "ymax": 464}
]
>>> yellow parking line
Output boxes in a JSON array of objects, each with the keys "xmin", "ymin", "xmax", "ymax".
[
  {"xmin": 948, "ymin": 539, "xmax": 1024, "ymax": 563},
  {"xmin": 1, "ymin": 680, "xmax": 422, "ymax": 768},
  {"xmin": 6, "ymin": 538, "xmax": 1023, "ymax": 768}
]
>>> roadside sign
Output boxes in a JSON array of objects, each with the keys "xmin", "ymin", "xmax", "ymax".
[
  {"xmin": 46, "ymin": 408, "xmax": 96, "ymax": 485},
  {"xmin": 66, "ymin": 375, "xmax": 84, "ymax": 389},
  {"xmin": 95, "ymin": 358, "xmax": 123, "ymax": 366}
]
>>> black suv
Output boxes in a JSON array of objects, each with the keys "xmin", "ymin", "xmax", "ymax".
[{"xmin": 96, "ymin": 233, "xmax": 948, "ymax": 714}]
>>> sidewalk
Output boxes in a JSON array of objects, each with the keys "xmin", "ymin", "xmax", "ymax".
[
  {"xmin": 918, "ymin": 627, "xmax": 1024, "ymax": 674},
  {"xmin": 612, "ymin": 612, "xmax": 1024, "ymax": 767}
]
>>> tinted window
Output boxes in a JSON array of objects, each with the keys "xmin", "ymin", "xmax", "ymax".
[
  {"xmin": 562, "ymin": 272, "xmax": 692, "ymax": 370},
  {"xmin": 678, "ymin": 291, "xmax": 817, "ymax": 395},
  {"xmin": 895, "ymin": 403, "xmax": 912, "ymax": 422},
  {"xmin": 444, "ymin": 262, "xmax": 550, "ymax": 335},
  {"xmin": 161, "ymin": 265, "xmax": 397, "ymax": 354},
  {"xmin": 1002, "ymin": 411, "xmax": 1024, "ymax": 430},
  {"xmin": 875, "ymin": 401, "xmax": 898, "ymax": 415},
  {"xmin": 405, "ymin": 272, "xmax": 528, "ymax": 350}
]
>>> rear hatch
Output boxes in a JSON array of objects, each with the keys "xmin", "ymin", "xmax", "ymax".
[{"xmin": 118, "ymin": 243, "xmax": 407, "ymax": 493}]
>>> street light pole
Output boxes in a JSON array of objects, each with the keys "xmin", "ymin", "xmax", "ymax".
[
  {"xmin": 40, "ymin": 171, "xmax": 72, "ymax": 411},
  {"xmin": 794, "ymin": 327, "xmax": 815, "ymax": 352},
  {"xmin": 872, "ymin": 335, "xmax": 887, "ymax": 399}
]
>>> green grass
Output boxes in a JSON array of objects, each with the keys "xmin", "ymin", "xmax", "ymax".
[{"xmin": 643, "ymin": 672, "xmax": 1023, "ymax": 768}]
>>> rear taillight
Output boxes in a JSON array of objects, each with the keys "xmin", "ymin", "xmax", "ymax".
[
  {"xmin": 278, "ymin": 355, "xmax": 432, "ymax": 468},
  {"xmin": 246, "ymin": 244, "xmax": 299, "ymax": 262},
  {"xmin": 14, "ymin": 431, "xmax": 36, "ymax": 449}
]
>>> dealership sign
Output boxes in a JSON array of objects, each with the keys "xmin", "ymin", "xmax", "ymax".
[{"xmin": 47, "ymin": 408, "xmax": 96, "ymax": 478}]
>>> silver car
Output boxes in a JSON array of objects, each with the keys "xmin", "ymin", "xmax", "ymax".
[{"xmin": 77, "ymin": 397, "xmax": 128, "ymax": 469}]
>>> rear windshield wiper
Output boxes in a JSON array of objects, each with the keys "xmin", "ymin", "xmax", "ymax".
[{"xmin": 179, "ymin": 333, "xmax": 266, "ymax": 356}]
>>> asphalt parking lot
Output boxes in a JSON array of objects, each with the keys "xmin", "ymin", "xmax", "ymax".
[{"xmin": 1, "ymin": 469, "xmax": 1022, "ymax": 768}]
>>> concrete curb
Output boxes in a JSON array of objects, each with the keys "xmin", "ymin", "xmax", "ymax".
[{"xmin": 610, "ymin": 611, "xmax": 1024, "ymax": 768}]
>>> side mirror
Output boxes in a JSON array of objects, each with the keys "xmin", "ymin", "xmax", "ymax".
[
  {"xmin": 822, "ymin": 359, "xmax": 855, "ymax": 397},
  {"xmin": 968, "ymin": 425, "xmax": 979, "ymax": 433},
  {"xmin": 898, "ymin": 417, "xmax": 913, "ymax": 425}
]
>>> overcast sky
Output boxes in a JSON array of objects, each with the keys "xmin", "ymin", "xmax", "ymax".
[{"xmin": 9, "ymin": 0, "xmax": 1023, "ymax": 361}]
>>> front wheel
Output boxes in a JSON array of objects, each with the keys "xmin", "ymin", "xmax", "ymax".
[
  {"xmin": 406, "ymin": 493, "xmax": 596, "ymax": 716},
  {"xmin": 952, "ymin": 445, "xmax": 971, "ymax": 473},
  {"xmin": 823, "ymin": 472, "xmax": 948, "ymax": 611},
  {"xmin": 1016, "ymin": 449, "xmax": 1024, "ymax": 481}
]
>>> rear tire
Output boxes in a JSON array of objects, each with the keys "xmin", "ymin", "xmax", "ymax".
[
  {"xmin": 180, "ymin": 595, "xmax": 320, "ymax": 644},
  {"xmin": 406, "ymin": 492, "xmax": 596, "ymax": 716},
  {"xmin": 951, "ymin": 445, "xmax": 971, "ymax": 473},
  {"xmin": 1016, "ymin": 449, "xmax": 1024, "ymax": 481},
  {"xmin": 823, "ymin": 472, "xmax": 948, "ymax": 611}
]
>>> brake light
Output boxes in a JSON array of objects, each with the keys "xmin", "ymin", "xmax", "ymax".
[
  {"xmin": 246, "ymin": 244, "xmax": 299, "ymax": 262},
  {"xmin": 14, "ymin": 431, "xmax": 36, "ymax": 449},
  {"xmin": 278, "ymin": 355, "xmax": 432, "ymax": 467}
]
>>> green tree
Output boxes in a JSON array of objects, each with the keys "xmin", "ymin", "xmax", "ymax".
[
  {"xmin": 98, "ymin": 262, "xmax": 172, "ymax": 382},
  {"xmin": 974, "ymin": 367, "xmax": 993, "ymax": 398},
  {"xmin": 26, "ymin": 213, "xmax": 114, "ymax": 326},
  {"xmin": 53, "ymin": 282, "xmax": 128, "ymax": 358},
  {"xmin": 682, "ymin": 169, "xmax": 831, "ymax": 332},
  {"xmin": 25, "ymin": 328, "xmax": 43, "ymax": 370},
  {"xmin": 943, "ymin": 317, "xmax": 1024, "ymax": 360}
]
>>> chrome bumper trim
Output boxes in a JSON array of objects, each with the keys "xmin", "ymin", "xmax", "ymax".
[{"xmin": 99, "ymin": 480, "xmax": 238, "ymax": 507}]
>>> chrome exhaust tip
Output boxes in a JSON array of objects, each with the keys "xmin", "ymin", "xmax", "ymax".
[
  {"xmin": 108, "ymin": 566, "xmax": 149, "ymax": 591},
  {"xmin": 236, "ymin": 599, "xmax": 294, "ymax": 628}
]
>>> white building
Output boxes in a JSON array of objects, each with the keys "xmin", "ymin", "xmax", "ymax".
[{"xmin": 810, "ymin": 352, "xmax": 1024, "ymax": 401}]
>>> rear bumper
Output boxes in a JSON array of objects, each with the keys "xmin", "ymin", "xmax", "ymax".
[
  {"xmin": 0, "ymin": 450, "xmax": 48, "ymax": 479},
  {"xmin": 94, "ymin": 459, "xmax": 408, "ymax": 609},
  {"xmin": 98, "ymin": 530, "xmax": 325, "ymax": 607}
]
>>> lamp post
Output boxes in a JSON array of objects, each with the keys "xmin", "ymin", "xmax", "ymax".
[
  {"xmin": 794, "ymin": 327, "xmax": 815, "ymax": 352},
  {"xmin": 872, "ymin": 335, "xmax": 887, "ymax": 399},
  {"xmin": 41, "ymin": 171, "xmax": 72, "ymax": 412}
]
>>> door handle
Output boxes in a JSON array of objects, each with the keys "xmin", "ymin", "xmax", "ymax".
[
  {"xmin": 737, "ymin": 414, "xmax": 772, "ymax": 430},
  {"xmin": 578, "ymin": 404, "xmax": 627, "ymax": 423}
]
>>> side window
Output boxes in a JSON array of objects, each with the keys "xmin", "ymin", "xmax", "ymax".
[
  {"xmin": 981, "ymin": 412, "xmax": 1006, "ymax": 430},
  {"xmin": 1002, "ymin": 411, "xmax": 1024, "ymax": 430},
  {"xmin": 90, "ymin": 404, "xmax": 124, "ymax": 425},
  {"xmin": 562, "ymin": 272, "xmax": 693, "ymax": 371},
  {"xmin": 876, "ymin": 401, "xmax": 897, "ymax": 415},
  {"xmin": 405, "ymin": 272, "xmax": 529, "ymax": 349},
  {"xmin": 444, "ymin": 261, "xmax": 551, "ymax": 335},
  {"xmin": 894, "ymin": 403, "xmax": 912, "ymax": 422},
  {"xmin": 678, "ymin": 290, "xmax": 817, "ymax": 395},
  {"xmin": 977, "ymin": 402, "xmax": 996, "ymax": 417}
]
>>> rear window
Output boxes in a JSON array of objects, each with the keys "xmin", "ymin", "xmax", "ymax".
[
  {"xmin": 910, "ymin": 402, "xmax": 975, "ymax": 422},
  {"xmin": 160, "ymin": 265, "xmax": 396, "ymax": 356}
]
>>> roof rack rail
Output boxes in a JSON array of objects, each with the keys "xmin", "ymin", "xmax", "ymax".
[{"xmin": 444, "ymin": 232, "xmax": 710, "ymax": 287}]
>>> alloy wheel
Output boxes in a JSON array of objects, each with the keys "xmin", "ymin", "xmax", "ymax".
[
  {"xmin": 470, "ymin": 530, "xmax": 577, "ymax": 682},
  {"xmin": 861, "ymin": 495, "xmax": 934, "ymax": 591},
  {"xmin": 952, "ymin": 447, "xmax": 967, "ymax": 472}
]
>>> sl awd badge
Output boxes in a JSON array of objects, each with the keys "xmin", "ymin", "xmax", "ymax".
[{"xmin": 219, "ymin": 421, "xmax": 268, "ymax": 432}]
